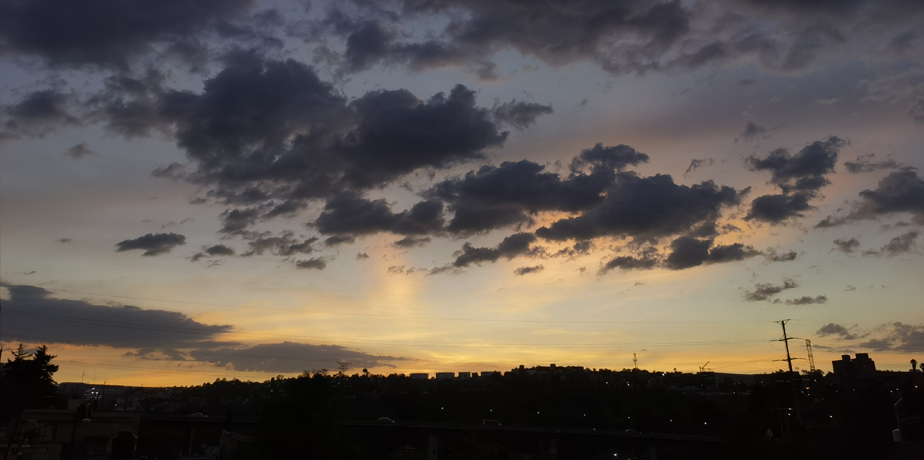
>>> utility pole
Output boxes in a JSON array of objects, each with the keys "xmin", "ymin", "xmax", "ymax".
[
  {"xmin": 775, "ymin": 319, "xmax": 802, "ymax": 433},
  {"xmin": 776, "ymin": 319, "xmax": 794, "ymax": 374}
]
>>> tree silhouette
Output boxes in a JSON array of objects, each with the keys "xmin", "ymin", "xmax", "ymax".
[
  {"xmin": 912, "ymin": 358, "xmax": 918, "ymax": 371},
  {"xmin": 0, "ymin": 344, "xmax": 60, "ymax": 423}
]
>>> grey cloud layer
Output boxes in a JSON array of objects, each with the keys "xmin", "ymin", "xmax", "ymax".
[
  {"xmin": 0, "ymin": 284, "xmax": 232, "ymax": 349},
  {"xmin": 1, "ymin": 284, "xmax": 408, "ymax": 371}
]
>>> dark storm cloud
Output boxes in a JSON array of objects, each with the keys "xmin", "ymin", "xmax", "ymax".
[
  {"xmin": 2, "ymin": 90, "xmax": 79, "ymax": 137},
  {"xmin": 843, "ymin": 154, "xmax": 899, "ymax": 174},
  {"xmin": 64, "ymin": 143, "xmax": 98, "ymax": 159},
  {"xmin": 115, "ymin": 232, "xmax": 186, "ymax": 256},
  {"xmin": 862, "ymin": 231, "xmax": 919, "ymax": 257},
  {"xmin": 832, "ymin": 237, "xmax": 861, "ymax": 253},
  {"xmin": 393, "ymin": 236, "xmax": 432, "ymax": 248},
  {"xmin": 492, "ymin": 100, "xmax": 554, "ymax": 130},
  {"xmin": 451, "ymin": 233, "xmax": 541, "ymax": 268},
  {"xmin": 785, "ymin": 295, "xmax": 827, "ymax": 305},
  {"xmin": 136, "ymin": 57, "xmax": 522, "ymax": 221},
  {"xmin": 242, "ymin": 233, "xmax": 318, "ymax": 257},
  {"xmin": 295, "ymin": 257, "xmax": 327, "ymax": 270},
  {"xmin": 0, "ymin": 283, "xmax": 232, "ymax": 349},
  {"xmin": 537, "ymin": 173, "xmax": 743, "ymax": 242},
  {"xmin": 816, "ymin": 323, "xmax": 865, "ymax": 340},
  {"xmin": 341, "ymin": 84, "xmax": 514, "ymax": 188},
  {"xmin": 817, "ymin": 169, "xmax": 924, "ymax": 227},
  {"xmin": 856, "ymin": 323, "xmax": 924, "ymax": 352},
  {"xmin": 745, "ymin": 137, "xmax": 843, "ymax": 224},
  {"xmin": 0, "ymin": 0, "xmax": 255, "ymax": 69},
  {"xmin": 188, "ymin": 341, "xmax": 409, "ymax": 372},
  {"xmin": 744, "ymin": 279, "xmax": 798, "ymax": 301},
  {"xmin": 514, "ymin": 265, "xmax": 544, "ymax": 276},
  {"xmin": 430, "ymin": 158, "xmax": 621, "ymax": 234},
  {"xmin": 315, "ymin": 195, "xmax": 444, "ymax": 237}
]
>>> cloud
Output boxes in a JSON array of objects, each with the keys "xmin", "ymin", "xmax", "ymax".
[
  {"xmin": 817, "ymin": 169, "xmax": 924, "ymax": 227},
  {"xmin": 740, "ymin": 122, "xmax": 768, "ymax": 140},
  {"xmin": 570, "ymin": 144, "xmax": 650, "ymax": 172},
  {"xmin": 451, "ymin": 232, "xmax": 541, "ymax": 268},
  {"xmin": 188, "ymin": 341, "xmax": 410, "ymax": 372},
  {"xmin": 856, "ymin": 322, "xmax": 924, "ymax": 352},
  {"xmin": 324, "ymin": 235, "xmax": 356, "ymax": 247},
  {"xmin": 664, "ymin": 237, "xmax": 761, "ymax": 270},
  {"xmin": 785, "ymin": 295, "xmax": 827, "ymax": 305},
  {"xmin": 843, "ymin": 154, "xmax": 899, "ymax": 174},
  {"xmin": 764, "ymin": 248, "xmax": 798, "ymax": 262},
  {"xmin": 295, "ymin": 258, "xmax": 326, "ymax": 270},
  {"xmin": 0, "ymin": 0, "xmax": 256, "ymax": 69},
  {"xmin": 64, "ymin": 142, "xmax": 98, "ymax": 159},
  {"xmin": 684, "ymin": 158, "xmax": 714, "ymax": 175},
  {"xmin": 151, "ymin": 162, "xmax": 188, "ymax": 180},
  {"xmin": 492, "ymin": 100, "xmax": 554, "ymax": 130},
  {"xmin": 115, "ymin": 232, "xmax": 186, "ymax": 256},
  {"xmin": 0, "ymin": 283, "xmax": 233, "ymax": 349},
  {"xmin": 737, "ymin": 78, "xmax": 756, "ymax": 86},
  {"xmin": 745, "ymin": 137, "xmax": 843, "ymax": 224},
  {"xmin": 393, "ymin": 236, "xmax": 431, "ymax": 249},
  {"xmin": 744, "ymin": 279, "xmax": 798, "ymax": 301},
  {"xmin": 2, "ymin": 89, "xmax": 79, "ymax": 137},
  {"xmin": 537, "ymin": 173, "xmax": 743, "ymax": 242},
  {"xmin": 315, "ymin": 194, "xmax": 444, "ymax": 237},
  {"xmin": 513, "ymin": 265, "xmax": 544, "ymax": 276},
  {"xmin": 832, "ymin": 237, "xmax": 861, "ymax": 253},
  {"xmin": 430, "ymin": 155, "xmax": 630, "ymax": 235},
  {"xmin": 242, "ymin": 233, "xmax": 318, "ymax": 257},
  {"xmin": 816, "ymin": 323, "xmax": 865, "ymax": 340},
  {"xmin": 862, "ymin": 231, "xmax": 919, "ymax": 257},
  {"xmin": 599, "ymin": 252, "xmax": 659, "ymax": 273},
  {"xmin": 355, "ymin": 252, "xmax": 370, "ymax": 260},
  {"xmin": 190, "ymin": 244, "xmax": 236, "ymax": 262}
]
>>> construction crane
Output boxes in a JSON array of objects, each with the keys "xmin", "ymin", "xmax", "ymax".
[
  {"xmin": 699, "ymin": 361, "xmax": 711, "ymax": 372},
  {"xmin": 805, "ymin": 339, "xmax": 816, "ymax": 373}
]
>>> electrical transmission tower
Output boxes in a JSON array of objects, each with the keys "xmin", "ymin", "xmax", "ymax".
[
  {"xmin": 337, "ymin": 360, "xmax": 351, "ymax": 376},
  {"xmin": 805, "ymin": 339, "xmax": 816, "ymax": 372},
  {"xmin": 633, "ymin": 353, "xmax": 638, "ymax": 370}
]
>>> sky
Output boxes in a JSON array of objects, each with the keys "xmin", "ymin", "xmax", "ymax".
[{"xmin": 1, "ymin": 0, "xmax": 923, "ymax": 386}]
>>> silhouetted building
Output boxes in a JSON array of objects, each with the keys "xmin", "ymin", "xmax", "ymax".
[
  {"xmin": 833, "ymin": 353, "xmax": 877, "ymax": 382},
  {"xmin": 409, "ymin": 373, "xmax": 429, "ymax": 380}
]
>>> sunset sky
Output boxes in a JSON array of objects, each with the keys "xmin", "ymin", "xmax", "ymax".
[{"xmin": 2, "ymin": 0, "xmax": 923, "ymax": 386}]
